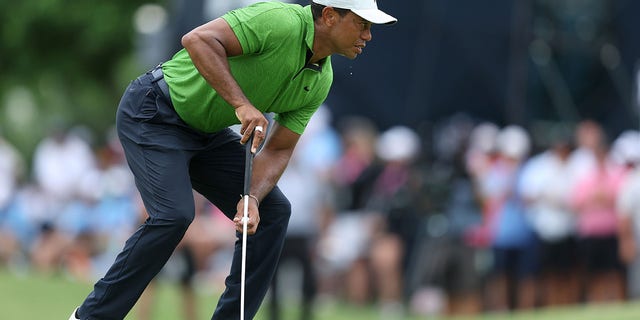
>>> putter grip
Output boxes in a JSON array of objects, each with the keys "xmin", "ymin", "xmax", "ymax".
[{"xmin": 243, "ymin": 134, "xmax": 254, "ymax": 196}]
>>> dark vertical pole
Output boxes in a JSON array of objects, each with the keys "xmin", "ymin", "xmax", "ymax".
[{"xmin": 505, "ymin": 0, "xmax": 533, "ymax": 126}]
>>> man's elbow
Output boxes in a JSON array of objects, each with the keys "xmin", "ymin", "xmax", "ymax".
[
  {"xmin": 181, "ymin": 28, "xmax": 227, "ymax": 56},
  {"xmin": 181, "ymin": 30, "xmax": 200, "ymax": 50}
]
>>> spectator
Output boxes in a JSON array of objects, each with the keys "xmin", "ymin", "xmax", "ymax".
[
  {"xmin": 366, "ymin": 126, "xmax": 422, "ymax": 318},
  {"xmin": 464, "ymin": 122, "xmax": 501, "ymax": 248},
  {"xmin": 0, "ymin": 131, "xmax": 25, "ymax": 266},
  {"xmin": 318, "ymin": 123, "xmax": 423, "ymax": 319},
  {"xmin": 55, "ymin": 173, "xmax": 103, "ymax": 281},
  {"xmin": 570, "ymin": 130, "xmax": 627, "ymax": 302},
  {"xmin": 330, "ymin": 116, "xmax": 379, "ymax": 209},
  {"xmin": 483, "ymin": 125, "xmax": 538, "ymax": 311},
  {"xmin": 29, "ymin": 124, "xmax": 98, "ymax": 275},
  {"xmin": 316, "ymin": 116, "xmax": 379, "ymax": 303},
  {"xmin": 2, "ymin": 183, "xmax": 49, "ymax": 271},
  {"xmin": 407, "ymin": 115, "xmax": 485, "ymax": 317},
  {"xmin": 32, "ymin": 124, "xmax": 97, "ymax": 206},
  {"xmin": 519, "ymin": 125, "xmax": 580, "ymax": 306},
  {"xmin": 322, "ymin": 125, "xmax": 421, "ymax": 318}
]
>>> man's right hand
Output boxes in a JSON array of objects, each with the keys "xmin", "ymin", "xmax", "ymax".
[{"xmin": 235, "ymin": 104, "xmax": 268, "ymax": 153}]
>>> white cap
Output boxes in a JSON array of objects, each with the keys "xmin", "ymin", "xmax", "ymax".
[
  {"xmin": 612, "ymin": 130, "xmax": 640, "ymax": 165},
  {"xmin": 496, "ymin": 125, "xmax": 530, "ymax": 160},
  {"xmin": 469, "ymin": 122, "xmax": 500, "ymax": 153},
  {"xmin": 313, "ymin": 0, "xmax": 397, "ymax": 25},
  {"xmin": 376, "ymin": 126, "xmax": 420, "ymax": 162}
]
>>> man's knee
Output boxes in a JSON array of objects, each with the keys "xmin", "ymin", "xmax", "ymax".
[
  {"xmin": 278, "ymin": 197, "xmax": 292, "ymax": 220},
  {"xmin": 146, "ymin": 204, "xmax": 195, "ymax": 235},
  {"xmin": 261, "ymin": 194, "xmax": 291, "ymax": 228},
  {"xmin": 173, "ymin": 210, "xmax": 195, "ymax": 230}
]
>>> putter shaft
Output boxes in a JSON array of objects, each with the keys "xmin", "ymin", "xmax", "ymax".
[{"xmin": 240, "ymin": 133, "xmax": 254, "ymax": 320}]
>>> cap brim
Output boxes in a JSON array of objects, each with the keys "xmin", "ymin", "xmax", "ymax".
[{"xmin": 351, "ymin": 8, "xmax": 397, "ymax": 25}]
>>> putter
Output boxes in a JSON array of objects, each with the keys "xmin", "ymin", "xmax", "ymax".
[{"xmin": 240, "ymin": 131, "xmax": 255, "ymax": 320}]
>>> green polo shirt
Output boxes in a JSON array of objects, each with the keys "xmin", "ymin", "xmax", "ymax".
[{"xmin": 161, "ymin": 2, "xmax": 333, "ymax": 135}]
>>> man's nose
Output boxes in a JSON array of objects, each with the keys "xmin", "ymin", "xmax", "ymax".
[{"xmin": 362, "ymin": 28, "xmax": 372, "ymax": 41}]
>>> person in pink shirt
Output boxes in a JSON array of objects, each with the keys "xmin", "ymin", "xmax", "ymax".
[{"xmin": 571, "ymin": 135, "xmax": 627, "ymax": 302}]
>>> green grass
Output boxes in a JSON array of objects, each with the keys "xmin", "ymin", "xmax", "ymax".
[{"xmin": 2, "ymin": 268, "xmax": 640, "ymax": 319}]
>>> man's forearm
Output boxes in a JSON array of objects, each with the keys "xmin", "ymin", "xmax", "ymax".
[{"xmin": 249, "ymin": 148, "xmax": 293, "ymax": 203}]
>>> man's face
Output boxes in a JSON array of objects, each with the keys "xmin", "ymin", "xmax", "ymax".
[{"xmin": 331, "ymin": 10, "xmax": 373, "ymax": 59}]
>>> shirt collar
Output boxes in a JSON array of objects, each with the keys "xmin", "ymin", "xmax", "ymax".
[
  {"xmin": 303, "ymin": 6, "xmax": 315, "ymax": 52},
  {"xmin": 303, "ymin": 5, "xmax": 328, "ymax": 70}
]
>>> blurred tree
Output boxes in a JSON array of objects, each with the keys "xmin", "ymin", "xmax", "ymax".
[{"xmin": 0, "ymin": 0, "xmax": 162, "ymax": 162}]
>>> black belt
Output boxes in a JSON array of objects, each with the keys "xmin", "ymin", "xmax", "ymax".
[{"xmin": 150, "ymin": 66, "xmax": 171, "ymax": 100}]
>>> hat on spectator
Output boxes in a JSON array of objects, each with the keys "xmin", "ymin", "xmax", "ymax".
[
  {"xmin": 612, "ymin": 130, "xmax": 640, "ymax": 165},
  {"xmin": 312, "ymin": 0, "xmax": 397, "ymax": 24},
  {"xmin": 376, "ymin": 126, "xmax": 420, "ymax": 162},
  {"xmin": 496, "ymin": 125, "xmax": 530, "ymax": 160},
  {"xmin": 469, "ymin": 122, "xmax": 500, "ymax": 154}
]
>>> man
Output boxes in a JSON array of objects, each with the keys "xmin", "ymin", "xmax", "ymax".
[{"xmin": 69, "ymin": 0, "xmax": 396, "ymax": 319}]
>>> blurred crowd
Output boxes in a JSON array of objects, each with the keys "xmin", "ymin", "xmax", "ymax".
[{"xmin": 2, "ymin": 109, "xmax": 640, "ymax": 320}]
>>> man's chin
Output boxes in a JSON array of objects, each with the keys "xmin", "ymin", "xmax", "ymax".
[{"xmin": 339, "ymin": 53, "xmax": 358, "ymax": 60}]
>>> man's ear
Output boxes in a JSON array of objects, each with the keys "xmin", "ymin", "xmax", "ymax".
[{"xmin": 321, "ymin": 7, "xmax": 339, "ymax": 26}]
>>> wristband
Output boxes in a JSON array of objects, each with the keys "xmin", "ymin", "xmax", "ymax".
[
  {"xmin": 249, "ymin": 194, "xmax": 260, "ymax": 207},
  {"xmin": 240, "ymin": 194, "xmax": 260, "ymax": 207}
]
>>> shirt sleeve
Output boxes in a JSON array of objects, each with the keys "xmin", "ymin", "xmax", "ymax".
[
  {"xmin": 222, "ymin": 3, "xmax": 296, "ymax": 55},
  {"xmin": 274, "ymin": 104, "xmax": 321, "ymax": 135}
]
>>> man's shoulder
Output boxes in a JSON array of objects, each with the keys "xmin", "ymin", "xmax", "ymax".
[
  {"xmin": 230, "ymin": 1, "xmax": 306, "ymax": 17},
  {"xmin": 224, "ymin": 2, "xmax": 309, "ymax": 32}
]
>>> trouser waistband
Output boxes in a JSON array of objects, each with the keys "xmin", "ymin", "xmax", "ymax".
[{"xmin": 150, "ymin": 65, "xmax": 171, "ymax": 101}]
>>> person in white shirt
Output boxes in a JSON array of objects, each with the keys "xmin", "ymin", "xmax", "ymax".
[{"xmin": 519, "ymin": 130, "xmax": 580, "ymax": 306}]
